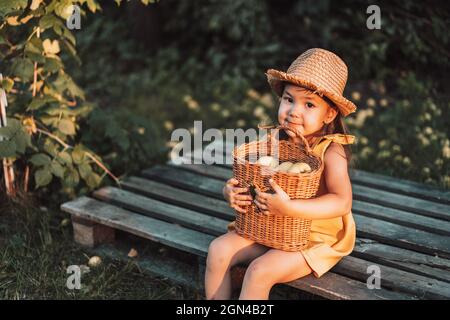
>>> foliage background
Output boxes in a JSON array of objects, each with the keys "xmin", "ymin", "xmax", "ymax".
[
  {"xmin": 1, "ymin": 0, "xmax": 449, "ymax": 202},
  {"xmin": 0, "ymin": 0, "xmax": 449, "ymax": 301}
]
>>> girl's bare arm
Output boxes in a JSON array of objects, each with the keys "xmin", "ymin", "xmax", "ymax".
[{"xmin": 283, "ymin": 143, "xmax": 353, "ymax": 219}]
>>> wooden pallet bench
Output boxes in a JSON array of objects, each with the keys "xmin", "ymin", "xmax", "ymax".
[{"xmin": 61, "ymin": 140, "xmax": 450, "ymax": 300}]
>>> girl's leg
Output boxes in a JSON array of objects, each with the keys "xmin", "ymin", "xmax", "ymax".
[
  {"xmin": 205, "ymin": 231, "xmax": 270, "ymax": 300},
  {"xmin": 239, "ymin": 250, "xmax": 312, "ymax": 300}
]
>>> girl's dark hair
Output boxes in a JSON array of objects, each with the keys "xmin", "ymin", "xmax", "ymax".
[
  {"xmin": 279, "ymin": 82, "xmax": 354, "ymax": 167},
  {"xmin": 321, "ymin": 96, "xmax": 353, "ymax": 167}
]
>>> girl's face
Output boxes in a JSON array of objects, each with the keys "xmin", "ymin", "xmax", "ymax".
[{"xmin": 278, "ymin": 84, "xmax": 338, "ymax": 140}]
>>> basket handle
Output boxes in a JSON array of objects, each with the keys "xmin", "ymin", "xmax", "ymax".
[{"xmin": 258, "ymin": 123, "xmax": 313, "ymax": 155}]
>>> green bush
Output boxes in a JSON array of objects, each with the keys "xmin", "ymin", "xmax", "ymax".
[{"xmin": 0, "ymin": 0, "xmax": 164, "ymax": 200}]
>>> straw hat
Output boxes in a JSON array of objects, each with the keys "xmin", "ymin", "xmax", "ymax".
[{"xmin": 265, "ymin": 48, "xmax": 357, "ymax": 117}]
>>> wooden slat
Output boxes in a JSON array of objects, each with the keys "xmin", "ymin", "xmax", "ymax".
[
  {"xmin": 61, "ymin": 196, "xmax": 415, "ymax": 300},
  {"xmin": 334, "ymin": 256, "xmax": 450, "ymax": 299},
  {"xmin": 353, "ymin": 238, "xmax": 450, "ymax": 283},
  {"xmin": 92, "ymin": 186, "xmax": 229, "ymax": 236},
  {"xmin": 352, "ymin": 200, "xmax": 450, "ymax": 237},
  {"xmin": 61, "ymin": 196, "xmax": 213, "ymax": 257},
  {"xmin": 141, "ymin": 165, "xmax": 224, "ymax": 200},
  {"xmin": 117, "ymin": 175, "xmax": 450, "ymax": 284},
  {"xmin": 207, "ymin": 139, "xmax": 450, "ymax": 207},
  {"xmin": 121, "ymin": 176, "xmax": 235, "ymax": 221},
  {"xmin": 142, "ymin": 165, "xmax": 450, "ymax": 258},
  {"xmin": 352, "ymin": 184, "xmax": 450, "ymax": 222},
  {"xmin": 354, "ymin": 215, "xmax": 450, "ymax": 259},
  {"xmin": 169, "ymin": 161, "xmax": 450, "ymax": 236},
  {"xmin": 281, "ymin": 271, "xmax": 414, "ymax": 300},
  {"xmin": 350, "ymin": 169, "xmax": 450, "ymax": 205},
  {"xmin": 170, "ymin": 156, "xmax": 450, "ymax": 222}
]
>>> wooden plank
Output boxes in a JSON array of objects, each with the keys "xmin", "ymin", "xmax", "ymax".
[
  {"xmin": 168, "ymin": 159, "xmax": 450, "ymax": 223},
  {"xmin": 352, "ymin": 184, "xmax": 450, "ymax": 222},
  {"xmin": 353, "ymin": 238, "xmax": 450, "ymax": 283},
  {"xmin": 352, "ymin": 200, "xmax": 450, "ymax": 237},
  {"xmin": 225, "ymin": 264, "xmax": 414, "ymax": 300},
  {"xmin": 92, "ymin": 186, "xmax": 229, "ymax": 236},
  {"xmin": 121, "ymin": 176, "xmax": 234, "ymax": 221},
  {"xmin": 208, "ymin": 139, "xmax": 450, "ymax": 207},
  {"xmin": 61, "ymin": 196, "xmax": 214, "ymax": 257},
  {"xmin": 350, "ymin": 169, "xmax": 450, "ymax": 205},
  {"xmin": 97, "ymin": 177, "xmax": 450, "ymax": 285},
  {"xmin": 354, "ymin": 215, "xmax": 450, "ymax": 259},
  {"xmin": 334, "ymin": 256, "xmax": 450, "ymax": 300},
  {"xmin": 141, "ymin": 165, "xmax": 225, "ymax": 200},
  {"xmin": 62, "ymin": 197, "xmax": 415, "ymax": 300},
  {"xmin": 142, "ymin": 165, "xmax": 450, "ymax": 258},
  {"xmin": 168, "ymin": 162, "xmax": 450, "ymax": 236}
]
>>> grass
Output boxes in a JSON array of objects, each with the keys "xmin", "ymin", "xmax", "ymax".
[{"xmin": 0, "ymin": 197, "xmax": 200, "ymax": 300}]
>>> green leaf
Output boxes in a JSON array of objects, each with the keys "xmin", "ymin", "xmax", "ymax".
[
  {"xmin": 43, "ymin": 140, "xmax": 58, "ymax": 157},
  {"xmin": 86, "ymin": 0, "xmax": 98, "ymax": 13},
  {"xmin": 78, "ymin": 162, "xmax": 92, "ymax": 179},
  {"xmin": 72, "ymin": 145, "xmax": 85, "ymax": 164},
  {"xmin": 1, "ymin": 78, "xmax": 14, "ymax": 92},
  {"xmin": 35, "ymin": 167, "xmax": 53, "ymax": 187},
  {"xmin": 86, "ymin": 172, "xmax": 101, "ymax": 189},
  {"xmin": 63, "ymin": 27, "xmax": 76, "ymax": 46},
  {"xmin": 14, "ymin": 131, "xmax": 29, "ymax": 154},
  {"xmin": 58, "ymin": 119, "xmax": 76, "ymax": 135},
  {"xmin": 43, "ymin": 57, "xmax": 63, "ymax": 73},
  {"xmin": 28, "ymin": 96, "xmax": 56, "ymax": 110},
  {"xmin": 39, "ymin": 14, "xmax": 61, "ymax": 31},
  {"xmin": 64, "ymin": 167, "xmax": 79, "ymax": 187},
  {"xmin": 30, "ymin": 153, "xmax": 51, "ymax": 166},
  {"xmin": 11, "ymin": 58, "xmax": 34, "ymax": 82},
  {"xmin": 0, "ymin": 118, "xmax": 22, "ymax": 139},
  {"xmin": 0, "ymin": 140, "xmax": 16, "ymax": 158},
  {"xmin": 58, "ymin": 150, "xmax": 72, "ymax": 165},
  {"xmin": 50, "ymin": 160, "xmax": 65, "ymax": 178}
]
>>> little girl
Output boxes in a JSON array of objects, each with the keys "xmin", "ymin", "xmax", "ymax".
[{"xmin": 205, "ymin": 48, "xmax": 358, "ymax": 300}]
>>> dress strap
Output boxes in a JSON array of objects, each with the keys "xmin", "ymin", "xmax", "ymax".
[{"xmin": 311, "ymin": 134, "xmax": 355, "ymax": 160}]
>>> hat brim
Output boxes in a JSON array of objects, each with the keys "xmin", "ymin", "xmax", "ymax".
[{"xmin": 266, "ymin": 69, "xmax": 357, "ymax": 117}]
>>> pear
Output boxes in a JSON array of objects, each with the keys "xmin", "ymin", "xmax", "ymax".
[
  {"xmin": 274, "ymin": 161, "xmax": 294, "ymax": 172},
  {"xmin": 257, "ymin": 156, "xmax": 278, "ymax": 168},
  {"xmin": 288, "ymin": 162, "xmax": 312, "ymax": 174}
]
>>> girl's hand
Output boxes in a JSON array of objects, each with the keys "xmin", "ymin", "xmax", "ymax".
[
  {"xmin": 254, "ymin": 179, "xmax": 290, "ymax": 216},
  {"xmin": 223, "ymin": 178, "xmax": 253, "ymax": 214}
]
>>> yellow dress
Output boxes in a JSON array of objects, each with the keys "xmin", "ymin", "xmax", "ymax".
[{"xmin": 226, "ymin": 133, "xmax": 357, "ymax": 278}]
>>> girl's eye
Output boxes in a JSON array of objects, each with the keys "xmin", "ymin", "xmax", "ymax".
[
  {"xmin": 283, "ymin": 97, "xmax": 293, "ymax": 103},
  {"xmin": 306, "ymin": 102, "xmax": 315, "ymax": 108}
]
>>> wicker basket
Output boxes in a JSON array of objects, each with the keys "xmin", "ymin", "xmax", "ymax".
[{"xmin": 232, "ymin": 127, "xmax": 324, "ymax": 251}]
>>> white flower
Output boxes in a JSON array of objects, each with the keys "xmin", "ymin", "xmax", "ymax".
[
  {"xmin": 253, "ymin": 106, "xmax": 265, "ymax": 118},
  {"xmin": 403, "ymin": 157, "xmax": 411, "ymax": 166},
  {"xmin": 379, "ymin": 98, "xmax": 388, "ymax": 107},
  {"xmin": 351, "ymin": 91, "xmax": 361, "ymax": 101},
  {"xmin": 221, "ymin": 109, "xmax": 230, "ymax": 118},
  {"xmin": 164, "ymin": 121, "xmax": 174, "ymax": 131},
  {"xmin": 236, "ymin": 119, "xmax": 246, "ymax": 127},
  {"xmin": 247, "ymin": 89, "xmax": 260, "ymax": 100},
  {"xmin": 211, "ymin": 103, "xmax": 220, "ymax": 112},
  {"xmin": 359, "ymin": 136, "xmax": 368, "ymax": 145},
  {"xmin": 366, "ymin": 98, "xmax": 376, "ymax": 108},
  {"xmin": 443, "ymin": 145, "xmax": 450, "ymax": 159}
]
